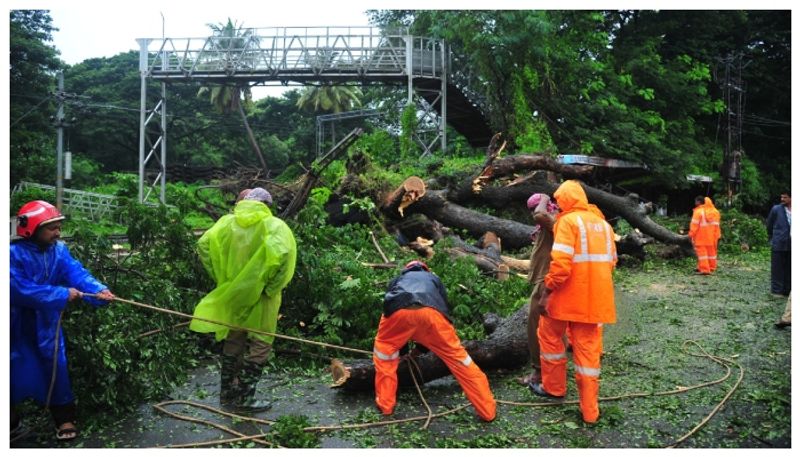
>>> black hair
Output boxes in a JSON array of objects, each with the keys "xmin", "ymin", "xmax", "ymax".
[{"xmin": 694, "ymin": 195, "xmax": 705, "ymax": 204}]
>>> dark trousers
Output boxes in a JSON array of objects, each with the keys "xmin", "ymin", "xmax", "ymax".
[{"xmin": 770, "ymin": 250, "xmax": 791, "ymax": 295}]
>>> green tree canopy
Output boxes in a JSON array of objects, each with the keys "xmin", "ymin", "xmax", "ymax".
[{"xmin": 10, "ymin": 10, "xmax": 64, "ymax": 186}]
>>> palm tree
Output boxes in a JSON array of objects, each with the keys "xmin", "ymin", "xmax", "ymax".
[
  {"xmin": 297, "ymin": 84, "xmax": 363, "ymax": 144},
  {"xmin": 197, "ymin": 19, "xmax": 268, "ymax": 173},
  {"xmin": 296, "ymin": 84, "xmax": 363, "ymax": 114}
]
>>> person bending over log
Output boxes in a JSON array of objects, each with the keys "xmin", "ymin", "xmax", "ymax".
[{"xmin": 372, "ymin": 260, "xmax": 497, "ymax": 422}]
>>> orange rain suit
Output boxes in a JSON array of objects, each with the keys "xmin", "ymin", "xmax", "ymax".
[
  {"xmin": 373, "ymin": 292, "xmax": 496, "ymax": 421},
  {"xmin": 689, "ymin": 197, "xmax": 722, "ymax": 274},
  {"xmin": 538, "ymin": 180, "xmax": 617, "ymax": 424}
]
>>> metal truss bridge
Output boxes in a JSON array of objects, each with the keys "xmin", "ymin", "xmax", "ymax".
[{"xmin": 136, "ymin": 26, "xmax": 492, "ymax": 203}]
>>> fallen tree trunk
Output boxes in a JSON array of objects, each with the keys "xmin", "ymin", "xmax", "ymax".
[
  {"xmin": 447, "ymin": 161, "xmax": 692, "ymax": 251},
  {"xmin": 382, "ymin": 184, "xmax": 649, "ymax": 258},
  {"xmin": 406, "ymin": 189, "xmax": 536, "ymax": 249}
]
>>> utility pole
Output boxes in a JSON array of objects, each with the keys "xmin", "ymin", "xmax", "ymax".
[
  {"xmin": 55, "ymin": 71, "xmax": 65, "ymax": 210},
  {"xmin": 717, "ymin": 52, "xmax": 748, "ymax": 206}
]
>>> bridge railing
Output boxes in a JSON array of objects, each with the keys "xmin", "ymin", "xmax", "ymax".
[
  {"xmin": 139, "ymin": 26, "xmax": 447, "ymax": 81},
  {"xmin": 11, "ymin": 182, "xmax": 166, "ymax": 224}
]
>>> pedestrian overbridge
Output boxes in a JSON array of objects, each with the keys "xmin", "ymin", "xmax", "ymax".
[{"xmin": 136, "ymin": 27, "xmax": 492, "ymax": 203}]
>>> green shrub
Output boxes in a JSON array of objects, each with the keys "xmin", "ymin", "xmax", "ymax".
[
  {"xmin": 10, "ymin": 185, "xmax": 55, "ymax": 215},
  {"xmin": 400, "ymin": 103, "xmax": 417, "ymax": 158},
  {"xmin": 63, "ymin": 201, "xmax": 212, "ymax": 416},
  {"xmin": 269, "ymin": 415, "xmax": 319, "ymax": 448},
  {"xmin": 719, "ymin": 207, "xmax": 768, "ymax": 253},
  {"xmin": 354, "ymin": 130, "xmax": 398, "ymax": 167}
]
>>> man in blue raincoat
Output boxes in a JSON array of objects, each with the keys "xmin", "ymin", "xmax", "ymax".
[
  {"xmin": 190, "ymin": 188, "xmax": 297, "ymax": 412},
  {"xmin": 10, "ymin": 200, "xmax": 115, "ymax": 441}
]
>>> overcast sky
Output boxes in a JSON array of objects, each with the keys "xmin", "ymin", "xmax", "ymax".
[
  {"xmin": 17, "ymin": 0, "xmax": 773, "ymax": 66},
  {"xmin": 47, "ymin": 3, "xmax": 375, "ymax": 66}
]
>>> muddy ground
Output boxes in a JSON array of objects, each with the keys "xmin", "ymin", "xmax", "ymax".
[{"xmin": 11, "ymin": 253, "xmax": 792, "ymax": 448}]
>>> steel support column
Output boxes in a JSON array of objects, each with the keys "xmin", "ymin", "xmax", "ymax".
[
  {"xmin": 137, "ymin": 39, "xmax": 148, "ymax": 203},
  {"xmin": 440, "ymin": 40, "xmax": 448, "ymax": 155},
  {"xmin": 138, "ymin": 38, "xmax": 168, "ymax": 204}
]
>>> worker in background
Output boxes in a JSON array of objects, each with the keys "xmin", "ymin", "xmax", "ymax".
[
  {"xmin": 190, "ymin": 187, "xmax": 297, "ymax": 413},
  {"xmin": 519, "ymin": 193, "xmax": 559, "ymax": 387},
  {"xmin": 372, "ymin": 260, "xmax": 496, "ymax": 422},
  {"xmin": 10, "ymin": 200, "xmax": 115, "ymax": 442},
  {"xmin": 688, "ymin": 196, "xmax": 722, "ymax": 275},
  {"xmin": 766, "ymin": 190, "xmax": 791, "ymax": 296},
  {"xmin": 530, "ymin": 180, "xmax": 617, "ymax": 424}
]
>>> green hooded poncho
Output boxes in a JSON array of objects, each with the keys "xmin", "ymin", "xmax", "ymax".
[{"xmin": 190, "ymin": 199, "xmax": 297, "ymax": 344}]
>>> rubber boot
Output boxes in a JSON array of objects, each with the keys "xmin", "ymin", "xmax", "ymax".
[
  {"xmin": 219, "ymin": 353, "xmax": 242, "ymax": 407},
  {"xmin": 233, "ymin": 360, "xmax": 272, "ymax": 413}
]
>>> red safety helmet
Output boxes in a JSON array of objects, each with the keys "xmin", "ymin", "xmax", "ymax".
[
  {"xmin": 403, "ymin": 260, "xmax": 430, "ymax": 272},
  {"xmin": 16, "ymin": 200, "xmax": 65, "ymax": 238}
]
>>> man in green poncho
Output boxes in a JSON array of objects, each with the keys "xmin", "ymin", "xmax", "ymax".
[{"xmin": 190, "ymin": 187, "xmax": 297, "ymax": 412}]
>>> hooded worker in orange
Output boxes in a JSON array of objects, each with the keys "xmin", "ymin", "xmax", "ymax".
[
  {"xmin": 530, "ymin": 180, "xmax": 617, "ymax": 424},
  {"xmin": 372, "ymin": 261, "xmax": 496, "ymax": 422},
  {"xmin": 689, "ymin": 196, "xmax": 722, "ymax": 274}
]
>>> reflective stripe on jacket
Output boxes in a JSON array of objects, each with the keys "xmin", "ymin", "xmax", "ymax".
[
  {"xmin": 544, "ymin": 180, "xmax": 617, "ymax": 324},
  {"xmin": 689, "ymin": 197, "xmax": 721, "ymax": 246}
]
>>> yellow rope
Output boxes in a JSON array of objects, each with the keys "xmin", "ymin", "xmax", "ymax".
[
  {"xmin": 667, "ymin": 340, "xmax": 745, "ymax": 448},
  {"xmin": 94, "ymin": 295, "xmax": 372, "ymax": 356},
  {"xmin": 152, "ymin": 400, "xmax": 277, "ymax": 448},
  {"xmin": 407, "ymin": 357, "xmax": 433, "ymax": 429}
]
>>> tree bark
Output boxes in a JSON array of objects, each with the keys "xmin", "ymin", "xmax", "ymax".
[{"xmin": 445, "ymin": 178, "xmax": 691, "ymax": 251}]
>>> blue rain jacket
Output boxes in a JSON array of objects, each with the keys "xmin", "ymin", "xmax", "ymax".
[{"xmin": 10, "ymin": 239, "xmax": 108, "ymax": 406}]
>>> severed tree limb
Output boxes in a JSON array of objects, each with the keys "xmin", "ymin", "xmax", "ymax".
[
  {"xmin": 382, "ymin": 186, "xmax": 651, "ymax": 259},
  {"xmin": 382, "ymin": 176, "xmax": 427, "ymax": 218},
  {"xmin": 472, "ymin": 133, "xmax": 507, "ymax": 193},
  {"xmin": 500, "ymin": 255, "xmax": 531, "ymax": 272},
  {"xmin": 361, "ymin": 262, "xmax": 398, "ymax": 269},
  {"xmin": 281, "ymin": 128, "xmax": 363, "ymax": 219},
  {"xmin": 370, "ymin": 231, "xmax": 390, "ymax": 263}
]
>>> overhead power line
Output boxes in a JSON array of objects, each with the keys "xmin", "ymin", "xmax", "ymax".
[{"xmin": 10, "ymin": 94, "xmax": 53, "ymax": 127}]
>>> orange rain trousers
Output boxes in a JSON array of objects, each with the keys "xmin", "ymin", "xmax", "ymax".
[
  {"xmin": 538, "ymin": 315, "xmax": 603, "ymax": 423},
  {"xmin": 694, "ymin": 244, "xmax": 718, "ymax": 274},
  {"xmin": 373, "ymin": 307, "xmax": 496, "ymax": 421}
]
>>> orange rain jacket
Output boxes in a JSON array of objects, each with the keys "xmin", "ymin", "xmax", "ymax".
[
  {"xmin": 543, "ymin": 181, "xmax": 617, "ymax": 324},
  {"xmin": 689, "ymin": 197, "xmax": 721, "ymax": 246}
]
